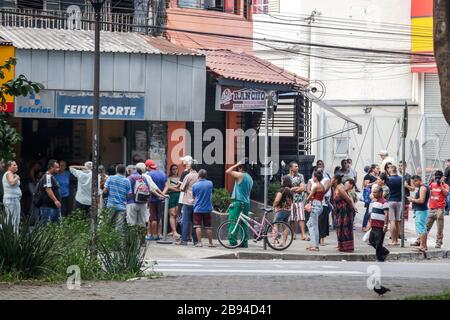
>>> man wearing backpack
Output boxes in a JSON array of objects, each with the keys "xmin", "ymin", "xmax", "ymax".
[
  {"xmin": 35, "ymin": 160, "xmax": 62, "ymax": 225},
  {"xmin": 127, "ymin": 162, "xmax": 158, "ymax": 227}
]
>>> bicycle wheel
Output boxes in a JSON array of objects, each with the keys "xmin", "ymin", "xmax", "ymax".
[
  {"xmin": 217, "ymin": 219, "xmax": 245, "ymax": 249},
  {"xmin": 265, "ymin": 221, "xmax": 294, "ymax": 251}
]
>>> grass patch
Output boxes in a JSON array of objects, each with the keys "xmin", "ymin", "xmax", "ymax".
[{"xmin": 405, "ymin": 291, "xmax": 450, "ymax": 300}]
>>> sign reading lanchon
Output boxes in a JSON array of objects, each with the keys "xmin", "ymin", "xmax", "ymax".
[{"xmin": 216, "ymin": 85, "xmax": 277, "ymax": 112}]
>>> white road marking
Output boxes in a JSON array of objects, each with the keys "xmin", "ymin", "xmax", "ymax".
[
  {"xmin": 152, "ymin": 268, "xmax": 364, "ymax": 275},
  {"xmin": 321, "ymin": 265, "xmax": 339, "ymax": 269},
  {"xmin": 156, "ymin": 263, "xmax": 202, "ymax": 267}
]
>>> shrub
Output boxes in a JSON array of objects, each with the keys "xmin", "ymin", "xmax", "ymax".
[
  {"xmin": 0, "ymin": 212, "xmax": 58, "ymax": 279},
  {"xmin": 212, "ymin": 188, "xmax": 232, "ymax": 212}
]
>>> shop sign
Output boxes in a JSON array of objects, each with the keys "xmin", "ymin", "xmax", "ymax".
[
  {"xmin": 215, "ymin": 85, "xmax": 277, "ymax": 112},
  {"xmin": 14, "ymin": 91, "xmax": 55, "ymax": 118},
  {"xmin": 56, "ymin": 93, "xmax": 145, "ymax": 120},
  {"xmin": 0, "ymin": 102, "xmax": 14, "ymax": 113}
]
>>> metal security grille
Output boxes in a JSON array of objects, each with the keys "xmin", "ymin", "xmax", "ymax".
[{"xmin": 424, "ymin": 73, "xmax": 442, "ymax": 114}]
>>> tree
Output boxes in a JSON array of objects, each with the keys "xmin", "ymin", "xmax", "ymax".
[
  {"xmin": 0, "ymin": 57, "xmax": 44, "ymax": 161},
  {"xmin": 434, "ymin": 0, "xmax": 450, "ymax": 125}
]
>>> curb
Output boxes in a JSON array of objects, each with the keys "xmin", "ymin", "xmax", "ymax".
[{"xmin": 206, "ymin": 250, "xmax": 450, "ymax": 262}]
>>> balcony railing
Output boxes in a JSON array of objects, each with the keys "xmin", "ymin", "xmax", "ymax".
[{"xmin": 0, "ymin": 8, "xmax": 136, "ymax": 32}]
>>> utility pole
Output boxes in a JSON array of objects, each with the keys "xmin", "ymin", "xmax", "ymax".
[
  {"xmin": 400, "ymin": 102, "xmax": 408, "ymax": 248},
  {"xmin": 306, "ymin": 10, "xmax": 321, "ymax": 80},
  {"xmin": 90, "ymin": 0, "xmax": 105, "ymax": 257}
]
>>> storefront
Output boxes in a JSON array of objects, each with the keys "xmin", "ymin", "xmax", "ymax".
[{"xmin": 0, "ymin": 26, "xmax": 206, "ymax": 172}]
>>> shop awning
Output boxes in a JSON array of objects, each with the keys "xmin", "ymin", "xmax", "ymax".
[{"xmin": 203, "ymin": 49, "xmax": 308, "ymax": 90}]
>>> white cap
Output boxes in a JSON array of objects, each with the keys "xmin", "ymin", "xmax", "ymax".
[
  {"xmin": 84, "ymin": 161, "xmax": 93, "ymax": 170},
  {"xmin": 136, "ymin": 162, "xmax": 146, "ymax": 172},
  {"xmin": 379, "ymin": 150, "xmax": 388, "ymax": 156},
  {"xmin": 180, "ymin": 155, "xmax": 196, "ymax": 164}
]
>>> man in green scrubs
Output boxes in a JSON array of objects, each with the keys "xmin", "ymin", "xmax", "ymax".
[{"xmin": 226, "ymin": 159, "xmax": 253, "ymax": 248}]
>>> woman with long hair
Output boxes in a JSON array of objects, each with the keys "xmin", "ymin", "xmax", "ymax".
[
  {"xmin": 331, "ymin": 174, "xmax": 356, "ymax": 252},
  {"xmin": 272, "ymin": 175, "xmax": 293, "ymax": 247},
  {"xmin": 166, "ymin": 164, "xmax": 181, "ymax": 239},
  {"xmin": 306, "ymin": 170, "xmax": 326, "ymax": 251}
]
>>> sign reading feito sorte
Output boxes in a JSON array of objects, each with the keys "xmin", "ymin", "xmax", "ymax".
[
  {"xmin": 215, "ymin": 85, "xmax": 277, "ymax": 112},
  {"xmin": 56, "ymin": 92, "xmax": 145, "ymax": 120}
]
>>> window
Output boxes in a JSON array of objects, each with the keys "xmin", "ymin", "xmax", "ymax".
[
  {"xmin": 178, "ymin": 0, "xmax": 230, "ymax": 12},
  {"xmin": 253, "ymin": 0, "xmax": 269, "ymax": 14},
  {"xmin": 334, "ymin": 137, "xmax": 349, "ymax": 157}
]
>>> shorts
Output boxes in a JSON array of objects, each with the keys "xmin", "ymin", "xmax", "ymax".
[
  {"xmin": 388, "ymin": 201, "xmax": 402, "ymax": 221},
  {"xmin": 126, "ymin": 203, "xmax": 148, "ymax": 227},
  {"xmin": 149, "ymin": 202, "xmax": 162, "ymax": 222},
  {"xmin": 193, "ymin": 212, "xmax": 212, "ymax": 228},
  {"xmin": 169, "ymin": 192, "xmax": 180, "ymax": 209},
  {"xmin": 414, "ymin": 210, "xmax": 429, "ymax": 235},
  {"xmin": 274, "ymin": 210, "xmax": 290, "ymax": 223},
  {"xmin": 290, "ymin": 202, "xmax": 305, "ymax": 221}
]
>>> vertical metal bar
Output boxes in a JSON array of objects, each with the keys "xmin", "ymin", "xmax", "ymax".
[
  {"xmin": 263, "ymin": 97, "xmax": 269, "ymax": 250},
  {"xmin": 401, "ymin": 102, "xmax": 408, "ymax": 248}
]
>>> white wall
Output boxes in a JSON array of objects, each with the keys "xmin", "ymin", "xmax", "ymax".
[{"xmin": 253, "ymin": 0, "xmax": 416, "ymax": 178}]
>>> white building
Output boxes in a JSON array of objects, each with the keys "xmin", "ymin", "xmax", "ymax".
[{"xmin": 253, "ymin": 0, "xmax": 443, "ymax": 181}]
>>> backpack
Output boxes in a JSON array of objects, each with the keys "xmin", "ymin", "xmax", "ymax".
[
  {"xmin": 134, "ymin": 176, "xmax": 150, "ymax": 204},
  {"xmin": 32, "ymin": 177, "xmax": 45, "ymax": 208}
]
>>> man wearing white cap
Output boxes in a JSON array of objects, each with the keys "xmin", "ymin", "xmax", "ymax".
[
  {"xmin": 379, "ymin": 150, "xmax": 395, "ymax": 173},
  {"xmin": 70, "ymin": 161, "xmax": 100, "ymax": 217}
]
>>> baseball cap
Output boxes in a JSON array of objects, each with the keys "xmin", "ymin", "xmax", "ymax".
[
  {"xmin": 136, "ymin": 162, "xmax": 146, "ymax": 172},
  {"xmin": 145, "ymin": 159, "xmax": 157, "ymax": 169},
  {"xmin": 84, "ymin": 161, "xmax": 93, "ymax": 170},
  {"xmin": 379, "ymin": 150, "xmax": 388, "ymax": 156}
]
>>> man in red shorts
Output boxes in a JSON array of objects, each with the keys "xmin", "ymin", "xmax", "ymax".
[{"xmin": 192, "ymin": 169, "xmax": 215, "ymax": 247}]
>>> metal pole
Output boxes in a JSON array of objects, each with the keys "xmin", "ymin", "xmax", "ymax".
[
  {"xmin": 90, "ymin": 0, "xmax": 104, "ymax": 256},
  {"xmin": 400, "ymin": 102, "xmax": 408, "ymax": 248},
  {"xmin": 263, "ymin": 97, "xmax": 269, "ymax": 250},
  {"xmin": 157, "ymin": 198, "xmax": 173, "ymax": 244}
]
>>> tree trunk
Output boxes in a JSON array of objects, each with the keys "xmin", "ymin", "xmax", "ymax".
[{"xmin": 434, "ymin": 0, "xmax": 450, "ymax": 125}]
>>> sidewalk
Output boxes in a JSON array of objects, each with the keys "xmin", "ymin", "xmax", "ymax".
[{"xmin": 145, "ymin": 204, "xmax": 450, "ymax": 262}]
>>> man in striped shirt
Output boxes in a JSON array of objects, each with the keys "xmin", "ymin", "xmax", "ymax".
[
  {"xmin": 104, "ymin": 164, "xmax": 132, "ymax": 231},
  {"xmin": 369, "ymin": 185, "xmax": 390, "ymax": 262}
]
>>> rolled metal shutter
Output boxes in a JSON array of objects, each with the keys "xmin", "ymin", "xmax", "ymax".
[{"xmin": 424, "ymin": 73, "xmax": 450, "ymax": 165}]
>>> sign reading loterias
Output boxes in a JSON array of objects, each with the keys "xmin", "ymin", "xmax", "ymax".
[{"xmin": 215, "ymin": 85, "xmax": 277, "ymax": 112}]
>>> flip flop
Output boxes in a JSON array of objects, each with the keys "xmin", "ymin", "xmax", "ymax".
[{"xmin": 195, "ymin": 243, "xmax": 203, "ymax": 247}]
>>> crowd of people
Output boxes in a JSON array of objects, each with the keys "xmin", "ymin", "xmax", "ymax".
[{"xmin": 1, "ymin": 150, "xmax": 449, "ymax": 260}]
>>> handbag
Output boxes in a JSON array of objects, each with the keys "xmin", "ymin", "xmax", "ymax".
[{"xmin": 362, "ymin": 229, "xmax": 371, "ymax": 243}]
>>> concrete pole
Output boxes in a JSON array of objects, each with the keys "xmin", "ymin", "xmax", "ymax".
[{"xmin": 400, "ymin": 102, "xmax": 408, "ymax": 248}]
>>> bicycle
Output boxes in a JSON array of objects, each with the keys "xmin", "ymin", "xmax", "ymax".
[{"xmin": 217, "ymin": 207, "xmax": 294, "ymax": 251}]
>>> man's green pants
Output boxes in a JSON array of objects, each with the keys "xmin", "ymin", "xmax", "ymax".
[{"xmin": 227, "ymin": 200, "xmax": 250, "ymax": 246}]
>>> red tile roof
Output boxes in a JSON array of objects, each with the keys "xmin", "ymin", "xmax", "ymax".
[{"xmin": 203, "ymin": 49, "xmax": 308, "ymax": 87}]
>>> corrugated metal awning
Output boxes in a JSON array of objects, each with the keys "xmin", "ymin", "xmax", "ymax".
[{"xmin": 0, "ymin": 26, "xmax": 202, "ymax": 55}]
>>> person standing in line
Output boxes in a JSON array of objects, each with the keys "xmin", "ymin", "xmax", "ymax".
[
  {"xmin": 379, "ymin": 150, "xmax": 395, "ymax": 173},
  {"xmin": 286, "ymin": 161, "xmax": 308, "ymax": 241},
  {"xmin": 55, "ymin": 160, "xmax": 71, "ymax": 217},
  {"xmin": 371, "ymin": 172, "xmax": 390, "ymax": 201},
  {"xmin": 347, "ymin": 158, "xmax": 359, "ymax": 192},
  {"xmin": 368, "ymin": 185, "xmax": 390, "ymax": 262},
  {"xmin": 411, "ymin": 170, "xmax": 448, "ymax": 248},
  {"xmin": 337, "ymin": 159, "xmax": 355, "ymax": 183},
  {"xmin": 69, "ymin": 162, "xmax": 94, "ymax": 218},
  {"xmin": 126, "ymin": 163, "xmax": 154, "ymax": 228},
  {"xmin": 306, "ymin": 170, "xmax": 325, "ymax": 251},
  {"xmin": 399, "ymin": 161, "xmax": 414, "ymax": 223},
  {"xmin": 104, "ymin": 164, "xmax": 132, "ymax": 231},
  {"xmin": 37, "ymin": 160, "xmax": 62, "ymax": 226},
  {"xmin": 362, "ymin": 164, "xmax": 380, "ymax": 232},
  {"xmin": 176, "ymin": 159, "xmax": 199, "ymax": 246},
  {"xmin": 317, "ymin": 167, "xmax": 332, "ymax": 246},
  {"xmin": 166, "ymin": 164, "xmax": 181, "ymax": 240},
  {"xmin": 192, "ymin": 169, "xmax": 215, "ymax": 247},
  {"xmin": 98, "ymin": 165, "xmax": 109, "ymax": 209},
  {"xmin": 144, "ymin": 159, "xmax": 168, "ymax": 241},
  {"xmin": 126, "ymin": 165, "xmax": 136, "ymax": 177},
  {"xmin": 444, "ymin": 159, "xmax": 450, "ymax": 215},
  {"xmin": 272, "ymin": 176, "xmax": 294, "ymax": 248},
  {"xmin": 386, "ymin": 165, "xmax": 402, "ymax": 246},
  {"xmin": 2, "ymin": 161, "xmax": 22, "ymax": 233},
  {"xmin": 408, "ymin": 175, "xmax": 431, "ymax": 252},
  {"xmin": 225, "ymin": 159, "xmax": 253, "ymax": 248},
  {"xmin": 331, "ymin": 173, "xmax": 356, "ymax": 252}
]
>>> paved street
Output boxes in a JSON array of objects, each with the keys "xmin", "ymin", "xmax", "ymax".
[{"xmin": 1, "ymin": 259, "xmax": 449, "ymax": 300}]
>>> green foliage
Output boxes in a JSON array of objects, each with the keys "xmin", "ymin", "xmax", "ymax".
[
  {"xmin": 0, "ymin": 208, "xmax": 150, "ymax": 283},
  {"xmin": 212, "ymin": 188, "xmax": 232, "ymax": 212},
  {"xmin": 268, "ymin": 180, "xmax": 281, "ymax": 205},
  {"xmin": 0, "ymin": 213, "xmax": 58, "ymax": 279},
  {"xmin": 406, "ymin": 291, "xmax": 450, "ymax": 300},
  {"xmin": 0, "ymin": 57, "xmax": 44, "ymax": 162}
]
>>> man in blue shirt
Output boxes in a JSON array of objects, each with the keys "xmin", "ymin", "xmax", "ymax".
[
  {"xmin": 104, "ymin": 164, "xmax": 132, "ymax": 231},
  {"xmin": 192, "ymin": 169, "xmax": 215, "ymax": 247},
  {"xmin": 55, "ymin": 160, "xmax": 71, "ymax": 217},
  {"xmin": 145, "ymin": 159, "xmax": 168, "ymax": 240},
  {"xmin": 386, "ymin": 165, "xmax": 403, "ymax": 246}
]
